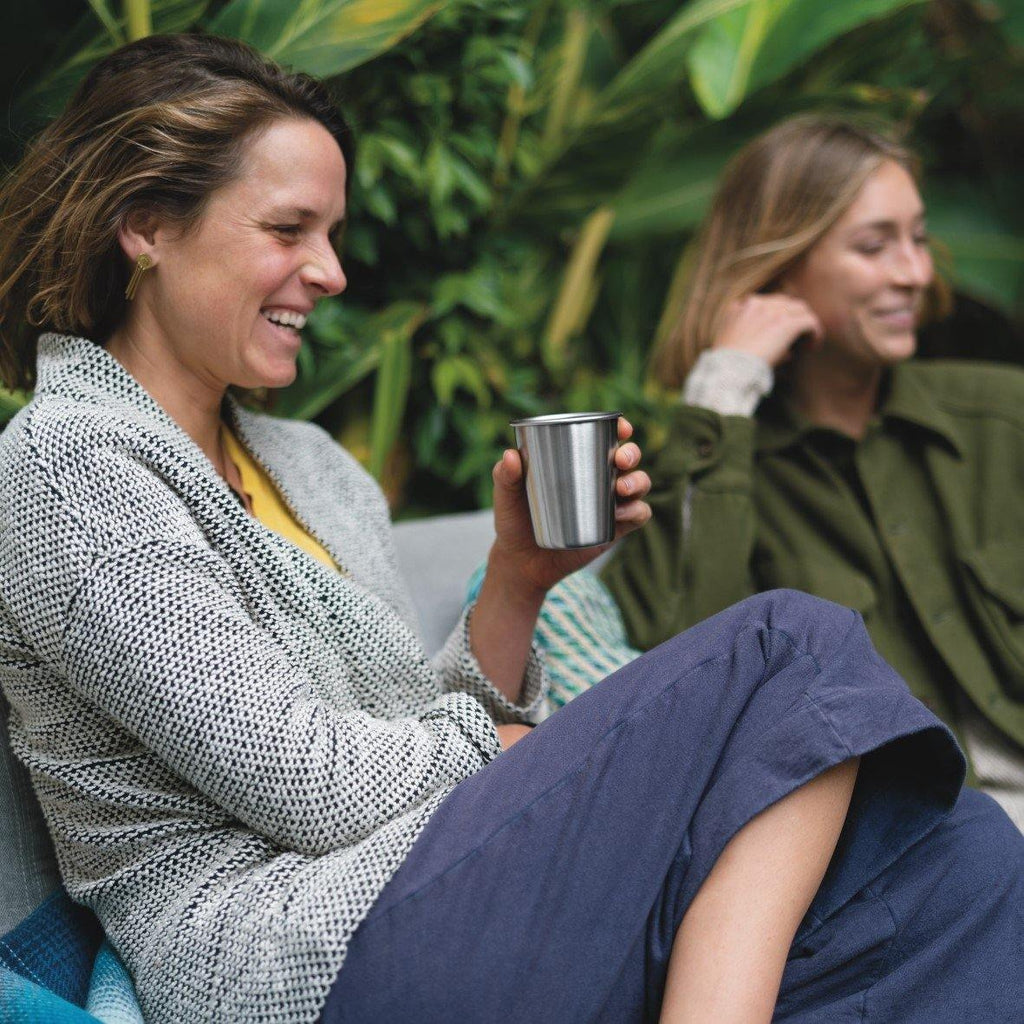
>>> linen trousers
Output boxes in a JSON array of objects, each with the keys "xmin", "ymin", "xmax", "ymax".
[{"xmin": 321, "ymin": 590, "xmax": 1024, "ymax": 1022}]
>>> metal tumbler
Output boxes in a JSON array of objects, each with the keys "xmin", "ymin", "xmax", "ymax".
[{"xmin": 510, "ymin": 411, "xmax": 620, "ymax": 549}]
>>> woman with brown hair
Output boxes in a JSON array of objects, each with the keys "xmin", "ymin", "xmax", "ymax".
[
  {"xmin": 0, "ymin": 38, "xmax": 1019, "ymax": 1024},
  {"xmin": 605, "ymin": 114, "xmax": 1024, "ymax": 830}
]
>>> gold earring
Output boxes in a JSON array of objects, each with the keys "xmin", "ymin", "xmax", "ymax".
[{"xmin": 125, "ymin": 253, "xmax": 153, "ymax": 300}]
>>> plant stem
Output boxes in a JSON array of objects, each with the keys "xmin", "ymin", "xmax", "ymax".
[{"xmin": 125, "ymin": 0, "xmax": 152, "ymax": 42}]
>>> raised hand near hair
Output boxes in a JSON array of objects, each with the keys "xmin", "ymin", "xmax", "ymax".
[{"xmin": 713, "ymin": 294, "xmax": 824, "ymax": 368}]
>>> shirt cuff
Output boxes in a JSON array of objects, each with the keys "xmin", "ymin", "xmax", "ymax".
[
  {"xmin": 434, "ymin": 605, "xmax": 550, "ymax": 725},
  {"xmin": 682, "ymin": 349, "xmax": 773, "ymax": 417}
]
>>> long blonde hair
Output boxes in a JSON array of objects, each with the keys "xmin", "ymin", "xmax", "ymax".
[{"xmin": 653, "ymin": 115, "xmax": 936, "ymax": 389}]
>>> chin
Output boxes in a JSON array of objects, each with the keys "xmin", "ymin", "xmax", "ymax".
[
  {"xmin": 238, "ymin": 362, "xmax": 298, "ymax": 391},
  {"xmin": 884, "ymin": 334, "xmax": 917, "ymax": 363},
  {"xmin": 862, "ymin": 331, "xmax": 916, "ymax": 366}
]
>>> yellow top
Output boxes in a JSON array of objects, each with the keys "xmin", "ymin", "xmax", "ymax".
[{"xmin": 221, "ymin": 428, "xmax": 339, "ymax": 571}]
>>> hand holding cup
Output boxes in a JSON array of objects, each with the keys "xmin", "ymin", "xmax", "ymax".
[{"xmin": 487, "ymin": 415, "xmax": 650, "ymax": 600}]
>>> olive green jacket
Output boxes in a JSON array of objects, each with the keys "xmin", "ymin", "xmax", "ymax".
[{"xmin": 604, "ymin": 360, "xmax": 1024, "ymax": 754}]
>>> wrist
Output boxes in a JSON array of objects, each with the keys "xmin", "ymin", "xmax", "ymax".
[{"xmin": 481, "ymin": 547, "xmax": 548, "ymax": 610}]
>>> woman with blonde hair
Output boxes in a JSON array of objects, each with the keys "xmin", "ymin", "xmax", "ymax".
[{"xmin": 605, "ymin": 113, "xmax": 1024, "ymax": 830}]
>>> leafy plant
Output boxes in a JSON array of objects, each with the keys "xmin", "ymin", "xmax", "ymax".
[{"xmin": 3, "ymin": 0, "xmax": 1022, "ymax": 516}]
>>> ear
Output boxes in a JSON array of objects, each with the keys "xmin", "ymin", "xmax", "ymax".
[
  {"xmin": 117, "ymin": 208, "xmax": 163, "ymax": 263},
  {"xmin": 775, "ymin": 265, "xmax": 805, "ymax": 300}
]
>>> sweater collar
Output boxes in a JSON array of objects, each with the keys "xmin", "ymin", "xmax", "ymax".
[
  {"xmin": 34, "ymin": 333, "xmax": 256, "ymax": 491},
  {"xmin": 755, "ymin": 363, "xmax": 965, "ymax": 458},
  {"xmin": 36, "ymin": 333, "xmax": 184, "ymax": 428},
  {"xmin": 35, "ymin": 331, "xmax": 258, "ymax": 453}
]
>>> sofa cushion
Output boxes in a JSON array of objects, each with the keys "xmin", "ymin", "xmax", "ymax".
[
  {"xmin": 0, "ymin": 694, "xmax": 60, "ymax": 933},
  {"xmin": 392, "ymin": 509, "xmax": 496, "ymax": 655}
]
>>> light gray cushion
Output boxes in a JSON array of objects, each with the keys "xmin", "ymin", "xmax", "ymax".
[
  {"xmin": 391, "ymin": 509, "xmax": 617, "ymax": 656},
  {"xmin": 0, "ymin": 693, "xmax": 60, "ymax": 933},
  {"xmin": 392, "ymin": 509, "xmax": 496, "ymax": 655}
]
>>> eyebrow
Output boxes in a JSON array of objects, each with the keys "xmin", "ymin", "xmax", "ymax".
[{"xmin": 849, "ymin": 211, "xmax": 927, "ymax": 233}]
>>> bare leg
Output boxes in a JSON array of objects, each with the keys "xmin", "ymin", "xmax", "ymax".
[{"xmin": 660, "ymin": 757, "xmax": 860, "ymax": 1024}]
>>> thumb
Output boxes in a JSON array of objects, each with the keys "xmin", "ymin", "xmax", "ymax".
[{"xmin": 493, "ymin": 449, "xmax": 524, "ymax": 491}]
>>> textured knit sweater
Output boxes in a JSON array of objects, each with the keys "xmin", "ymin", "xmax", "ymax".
[{"xmin": 0, "ymin": 334, "xmax": 546, "ymax": 1023}]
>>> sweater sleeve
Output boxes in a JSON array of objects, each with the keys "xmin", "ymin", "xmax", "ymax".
[
  {"xmin": 682, "ymin": 349, "xmax": 774, "ymax": 416},
  {"xmin": 602, "ymin": 400, "xmax": 760, "ymax": 650},
  {"xmin": 433, "ymin": 605, "xmax": 548, "ymax": 725},
  {"xmin": 60, "ymin": 537, "xmax": 499, "ymax": 857}
]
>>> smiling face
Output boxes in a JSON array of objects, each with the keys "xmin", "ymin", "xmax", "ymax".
[
  {"xmin": 782, "ymin": 159, "xmax": 933, "ymax": 369},
  {"xmin": 119, "ymin": 117, "xmax": 347, "ymax": 393}
]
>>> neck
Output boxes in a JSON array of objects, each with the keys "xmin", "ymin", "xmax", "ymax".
[
  {"xmin": 105, "ymin": 322, "xmax": 227, "ymax": 472},
  {"xmin": 786, "ymin": 347, "xmax": 884, "ymax": 441}
]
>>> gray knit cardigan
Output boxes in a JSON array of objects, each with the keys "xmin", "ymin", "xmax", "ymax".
[{"xmin": 0, "ymin": 334, "xmax": 546, "ymax": 1023}]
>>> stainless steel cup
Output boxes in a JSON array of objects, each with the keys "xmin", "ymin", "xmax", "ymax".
[{"xmin": 510, "ymin": 411, "xmax": 620, "ymax": 549}]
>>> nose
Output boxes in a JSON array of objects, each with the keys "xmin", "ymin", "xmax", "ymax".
[
  {"xmin": 302, "ymin": 244, "xmax": 347, "ymax": 298},
  {"xmin": 892, "ymin": 237, "xmax": 933, "ymax": 290}
]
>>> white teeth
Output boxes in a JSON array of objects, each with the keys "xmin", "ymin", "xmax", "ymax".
[{"xmin": 261, "ymin": 309, "xmax": 307, "ymax": 330}]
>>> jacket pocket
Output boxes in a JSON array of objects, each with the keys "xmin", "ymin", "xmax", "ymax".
[{"xmin": 960, "ymin": 540, "xmax": 1024, "ymax": 699}]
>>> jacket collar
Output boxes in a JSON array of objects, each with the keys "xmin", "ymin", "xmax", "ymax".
[
  {"xmin": 755, "ymin": 363, "xmax": 965, "ymax": 458},
  {"xmin": 36, "ymin": 332, "xmax": 182, "ymax": 426},
  {"xmin": 35, "ymin": 331, "xmax": 256, "ymax": 452}
]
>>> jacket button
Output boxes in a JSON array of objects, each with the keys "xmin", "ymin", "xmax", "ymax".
[
  {"xmin": 697, "ymin": 441, "xmax": 714, "ymax": 458},
  {"xmin": 932, "ymin": 609, "xmax": 952, "ymax": 624}
]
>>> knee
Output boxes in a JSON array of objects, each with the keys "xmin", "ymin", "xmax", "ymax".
[
  {"xmin": 745, "ymin": 588, "xmax": 856, "ymax": 633},
  {"xmin": 732, "ymin": 589, "xmax": 862, "ymax": 662}
]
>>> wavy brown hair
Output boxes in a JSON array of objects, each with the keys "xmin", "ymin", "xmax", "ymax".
[
  {"xmin": 0, "ymin": 33, "xmax": 353, "ymax": 391},
  {"xmin": 652, "ymin": 114, "xmax": 947, "ymax": 389}
]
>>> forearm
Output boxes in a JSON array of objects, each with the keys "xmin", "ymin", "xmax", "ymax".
[{"xmin": 469, "ymin": 553, "xmax": 546, "ymax": 704}]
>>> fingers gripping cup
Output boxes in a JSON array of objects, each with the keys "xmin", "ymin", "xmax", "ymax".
[{"xmin": 510, "ymin": 412, "xmax": 620, "ymax": 549}]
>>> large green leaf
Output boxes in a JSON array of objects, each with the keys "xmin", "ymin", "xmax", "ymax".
[
  {"xmin": 607, "ymin": 82, "xmax": 926, "ymax": 240},
  {"xmin": 85, "ymin": 0, "xmax": 126, "ymax": 45},
  {"xmin": 687, "ymin": 0, "xmax": 928, "ymax": 120},
  {"xmin": 593, "ymin": 0, "xmax": 752, "ymax": 119},
  {"xmin": 688, "ymin": 1, "xmax": 779, "ymax": 118},
  {"xmin": 0, "ymin": 389, "xmax": 30, "ymax": 425},
  {"xmin": 207, "ymin": 0, "xmax": 444, "ymax": 78},
  {"xmin": 610, "ymin": 140, "xmax": 727, "ymax": 240},
  {"xmin": 274, "ymin": 300, "xmax": 425, "ymax": 420},
  {"xmin": 520, "ymin": 0, "xmax": 924, "ymax": 225},
  {"xmin": 926, "ymin": 182, "xmax": 1024, "ymax": 317},
  {"xmin": 369, "ymin": 321, "xmax": 415, "ymax": 481},
  {"xmin": 993, "ymin": 0, "xmax": 1024, "ymax": 49},
  {"xmin": 11, "ymin": 0, "xmax": 209, "ymax": 128}
]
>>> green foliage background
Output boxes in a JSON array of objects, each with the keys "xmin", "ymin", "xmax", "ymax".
[{"xmin": 2, "ymin": 0, "xmax": 1022, "ymax": 514}]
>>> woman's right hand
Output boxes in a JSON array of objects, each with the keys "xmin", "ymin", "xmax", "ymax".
[
  {"xmin": 495, "ymin": 724, "xmax": 533, "ymax": 751},
  {"xmin": 713, "ymin": 294, "xmax": 824, "ymax": 368}
]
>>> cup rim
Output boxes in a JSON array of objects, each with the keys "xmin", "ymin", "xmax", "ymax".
[{"xmin": 509, "ymin": 411, "xmax": 620, "ymax": 427}]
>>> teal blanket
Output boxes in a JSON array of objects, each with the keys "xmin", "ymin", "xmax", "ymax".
[{"xmin": 0, "ymin": 891, "xmax": 143, "ymax": 1023}]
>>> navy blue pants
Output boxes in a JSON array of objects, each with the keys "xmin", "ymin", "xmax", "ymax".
[{"xmin": 321, "ymin": 592, "xmax": 1024, "ymax": 1022}]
